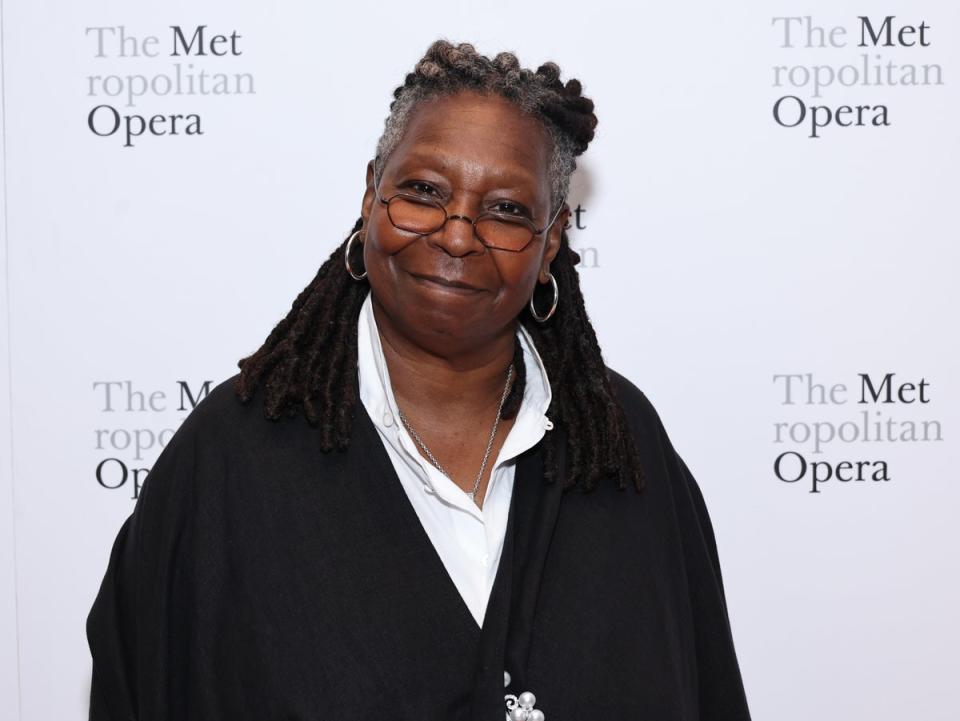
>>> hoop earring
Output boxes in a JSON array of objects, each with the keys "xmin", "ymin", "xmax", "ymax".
[
  {"xmin": 344, "ymin": 230, "xmax": 367, "ymax": 281},
  {"xmin": 529, "ymin": 272, "xmax": 558, "ymax": 322}
]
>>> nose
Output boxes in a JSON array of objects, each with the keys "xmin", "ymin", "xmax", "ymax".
[{"xmin": 428, "ymin": 199, "xmax": 485, "ymax": 257}]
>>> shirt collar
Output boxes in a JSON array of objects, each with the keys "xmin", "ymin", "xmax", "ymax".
[{"xmin": 356, "ymin": 289, "xmax": 553, "ymax": 506}]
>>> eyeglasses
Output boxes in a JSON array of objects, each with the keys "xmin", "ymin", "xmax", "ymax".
[{"xmin": 373, "ymin": 169, "xmax": 565, "ymax": 253}]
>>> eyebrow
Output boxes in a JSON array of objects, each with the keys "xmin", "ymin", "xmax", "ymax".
[{"xmin": 390, "ymin": 149, "xmax": 542, "ymax": 190}]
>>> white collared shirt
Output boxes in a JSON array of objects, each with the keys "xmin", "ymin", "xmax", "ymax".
[{"xmin": 356, "ymin": 289, "xmax": 553, "ymax": 628}]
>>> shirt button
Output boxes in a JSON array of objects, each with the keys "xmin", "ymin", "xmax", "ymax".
[
  {"xmin": 543, "ymin": 416, "xmax": 554, "ymax": 430},
  {"xmin": 482, "ymin": 554, "xmax": 490, "ymax": 567},
  {"xmin": 383, "ymin": 411, "xmax": 394, "ymax": 427}
]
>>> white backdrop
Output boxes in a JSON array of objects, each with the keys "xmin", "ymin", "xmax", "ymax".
[{"xmin": 2, "ymin": 1, "xmax": 958, "ymax": 719}]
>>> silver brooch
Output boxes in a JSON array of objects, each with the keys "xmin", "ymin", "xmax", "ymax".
[{"xmin": 504, "ymin": 670, "xmax": 545, "ymax": 721}]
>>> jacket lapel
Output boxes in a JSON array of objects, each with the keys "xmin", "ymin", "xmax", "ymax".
[
  {"xmin": 472, "ymin": 427, "xmax": 569, "ymax": 719},
  {"xmin": 504, "ymin": 426, "xmax": 568, "ymax": 688},
  {"xmin": 351, "ymin": 395, "xmax": 484, "ymax": 642},
  {"xmin": 351, "ymin": 368, "xmax": 569, "ymax": 719}
]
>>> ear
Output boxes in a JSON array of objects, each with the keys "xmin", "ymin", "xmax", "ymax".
[
  {"xmin": 360, "ymin": 159, "xmax": 377, "ymax": 229},
  {"xmin": 540, "ymin": 202, "xmax": 570, "ymax": 282}
]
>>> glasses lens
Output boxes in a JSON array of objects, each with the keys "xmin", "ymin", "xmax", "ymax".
[
  {"xmin": 388, "ymin": 196, "xmax": 446, "ymax": 234},
  {"xmin": 476, "ymin": 216, "xmax": 535, "ymax": 251}
]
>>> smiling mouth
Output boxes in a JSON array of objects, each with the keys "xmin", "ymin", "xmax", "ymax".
[{"xmin": 410, "ymin": 273, "xmax": 484, "ymax": 294}]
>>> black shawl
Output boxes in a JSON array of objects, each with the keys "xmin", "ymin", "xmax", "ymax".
[{"xmin": 86, "ymin": 367, "xmax": 752, "ymax": 720}]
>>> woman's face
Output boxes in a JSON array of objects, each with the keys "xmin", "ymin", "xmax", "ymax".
[{"xmin": 359, "ymin": 90, "xmax": 568, "ymax": 355}]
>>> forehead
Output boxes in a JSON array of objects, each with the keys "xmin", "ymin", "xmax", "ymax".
[{"xmin": 385, "ymin": 91, "xmax": 552, "ymax": 189}]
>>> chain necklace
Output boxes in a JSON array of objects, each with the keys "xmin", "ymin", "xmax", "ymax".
[{"xmin": 396, "ymin": 364, "xmax": 515, "ymax": 506}]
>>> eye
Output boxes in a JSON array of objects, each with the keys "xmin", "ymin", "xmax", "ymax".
[
  {"xmin": 492, "ymin": 200, "xmax": 531, "ymax": 218},
  {"xmin": 407, "ymin": 181, "xmax": 441, "ymax": 198}
]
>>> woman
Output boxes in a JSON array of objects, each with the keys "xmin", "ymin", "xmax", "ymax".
[{"xmin": 86, "ymin": 40, "xmax": 752, "ymax": 720}]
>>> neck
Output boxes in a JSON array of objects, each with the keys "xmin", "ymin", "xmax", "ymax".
[{"xmin": 371, "ymin": 295, "xmax": 516, "ymax": 419}]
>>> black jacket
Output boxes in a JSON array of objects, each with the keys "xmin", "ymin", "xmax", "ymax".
[{"xmin": 86, "ymin": 367, "xmax": 752, "ymax": 720}]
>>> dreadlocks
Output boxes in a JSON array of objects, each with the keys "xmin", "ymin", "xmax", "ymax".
[{"xmin": 233, "ymin": 39, "xmax": 646, "ymax": 494}]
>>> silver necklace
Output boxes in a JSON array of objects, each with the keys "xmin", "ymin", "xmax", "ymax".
[{"xmin": 397, "ymin": 364, "xmax": 514, "ymax": 505}]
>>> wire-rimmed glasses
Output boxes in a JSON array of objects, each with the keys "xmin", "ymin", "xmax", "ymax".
[{"xmin": 372, "ymin": 170, "xmax": 566, "ymax": 253}]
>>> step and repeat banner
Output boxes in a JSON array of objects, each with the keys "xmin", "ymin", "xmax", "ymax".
[{"xmin": 1, "ymin": 1, "xmax": 957, "ymax": 719}]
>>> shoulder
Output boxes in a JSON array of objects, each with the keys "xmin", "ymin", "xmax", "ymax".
[
  {"xmin": 603, "ymin": 365, "xmax": 692, "ymax": 481},
  {"xmin": 179, "ymin": 373, "xmax": 250, "ymax": 432},
  {"xmin": 137, "ymin": 374, "xmax": 266, "ymax": 506},
  {"xmin": 139, "ymin": 375, "xmax": 237, "ymax": 474},
  {"xmin": 603, "ymin": 365, "xmax": 710, "ymax": 524},
  {"xmin": 171, "ymin": 372, "xmax": 286, "ymax": 449},
  {"xmin": 604, "ymin": 365, "xmax": 667, "ymax": 444}
]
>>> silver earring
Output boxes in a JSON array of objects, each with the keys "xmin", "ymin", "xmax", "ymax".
[
  {"xmin": 528, "ymin": 272, "xmax": 558, "ymax": 322},
  {"xmin": 344, "ymin": 230, "xmax": 367, "ymax": 280}
]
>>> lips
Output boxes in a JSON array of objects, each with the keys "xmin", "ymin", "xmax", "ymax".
[{"xmin": 410, "ymin": 272, "xmax": 484, "ymax": 293}]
